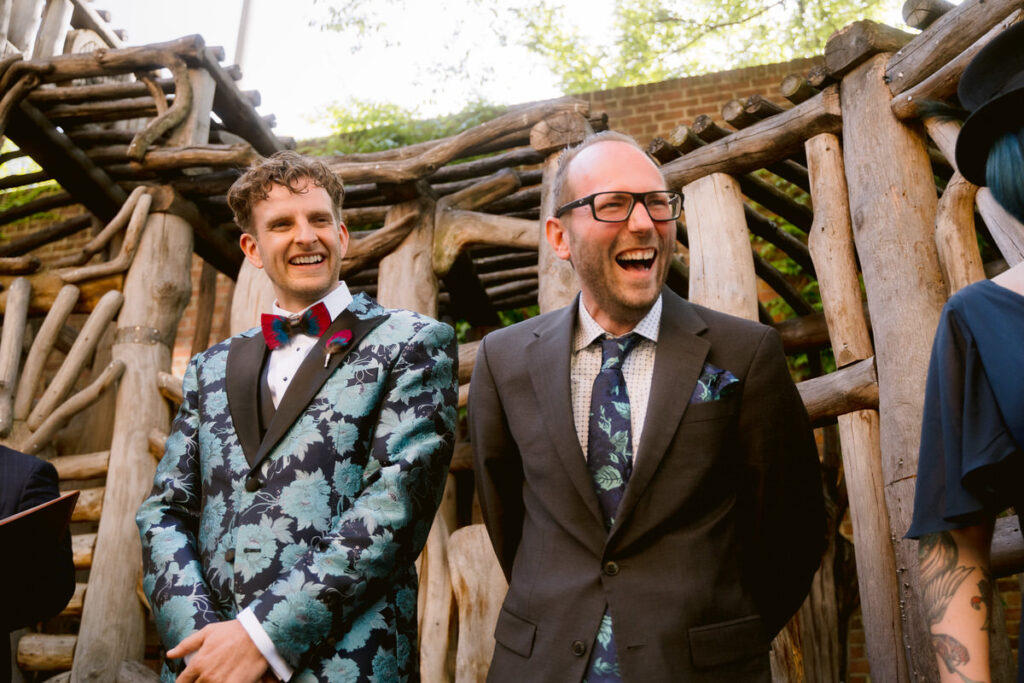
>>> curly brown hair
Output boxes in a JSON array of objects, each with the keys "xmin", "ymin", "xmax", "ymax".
[{"xmin": 227, "ymin": 151, "xmax": 345, "ymax": 233}]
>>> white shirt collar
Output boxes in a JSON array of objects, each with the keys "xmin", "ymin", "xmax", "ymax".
[
  {"xmin": 573, "ymin": 294, "xmax": 662, "ymax": 352},
  {"xmin": 271, "ymin": 281, "xmax": 352, "ymax": 322}
]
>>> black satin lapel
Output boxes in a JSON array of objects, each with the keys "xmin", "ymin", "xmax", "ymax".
[
  {"xmin": 226, "ymin": 334, "xmax": 267, "ymax": 468},
  {"xmin": 612, "ymin": 292, "xmax": 710, "ymax": 536},
  {"xmin": 249, "ymin": 308, "xmax": 389, "ymax": 476},
  {"xmin": 526, "ymin": 303, "xmax": 606, "ymax": 531}
]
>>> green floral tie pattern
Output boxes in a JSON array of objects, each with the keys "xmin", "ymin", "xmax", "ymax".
[{"xmin": 584, "ymin": 333, "xmax": 640, "ymax": 683}]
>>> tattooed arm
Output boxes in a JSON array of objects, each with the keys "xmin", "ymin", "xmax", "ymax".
[{"xmin": 918, "ymin": 523, "xmax": 994, "ymax": 683}]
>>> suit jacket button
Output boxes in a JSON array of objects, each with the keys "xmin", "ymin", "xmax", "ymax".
[
  {"xmin": 604, "ymin": 561, "xmax": 619, "ymax": 576},
  {"xmin": 571, "ymin": 640, "xmax": 587, "ymax": 657},
  {"xmin": 326, "ymin": 636, "xmax": 337, "ymax": 647},
  {"xmin": 224, "ymin": 549, "xmax": 235, "ymax": 563},
  {"xmin": 244, "ymin": 477, "xmax": 261, "ymax": 492}
]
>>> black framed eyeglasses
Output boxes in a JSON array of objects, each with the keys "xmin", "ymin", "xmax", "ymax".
[{"xmin": 554, "ymin": 191, "xmax": 683, "ymax": 222}]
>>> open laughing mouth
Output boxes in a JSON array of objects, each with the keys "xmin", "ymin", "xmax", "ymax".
[
  {"xmin": 290, "ymin": 254, "xmax": 325, "ymax": 266},
  {"xmin": 616, "ymin": 248, "xmax": 656, "ymax": 271}
]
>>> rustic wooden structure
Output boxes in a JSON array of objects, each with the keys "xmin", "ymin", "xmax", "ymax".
[{"xmin": 4, "ymin": 0, "xmax": 1024, "ymax": 680}]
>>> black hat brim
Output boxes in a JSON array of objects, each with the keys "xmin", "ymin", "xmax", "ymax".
[{"xmin": 955, "ymin": 85, "xmax": 1024, "ymax": 187}]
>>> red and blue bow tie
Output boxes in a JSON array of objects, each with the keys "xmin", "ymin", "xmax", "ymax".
[{"xmin": 261, "ymin": 301, "xmax": 331, "ymax": 350}]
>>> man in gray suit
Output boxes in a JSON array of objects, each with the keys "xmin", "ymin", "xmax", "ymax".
[{"xmin": 469, "ymin": 132, "xmax": 825, "ymax": 682}]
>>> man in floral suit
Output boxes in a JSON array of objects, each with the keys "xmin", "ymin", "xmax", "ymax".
[
  {"xmin": 137, "ymin": 151, "xmax": 458, "ymax": 682},
  {"xmin": 469, "ymin": 133, "xmax": 825, "ymax": 682}
]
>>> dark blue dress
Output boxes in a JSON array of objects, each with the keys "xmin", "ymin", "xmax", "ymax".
[{"xmin": 907, "ymin": 279, "xmax": 1024, "ymax": 681}]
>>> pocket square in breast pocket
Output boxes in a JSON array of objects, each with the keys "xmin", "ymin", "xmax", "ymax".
[{"xmin": 689, "ymin": 363, "xmax": 739, "ymax": 403}]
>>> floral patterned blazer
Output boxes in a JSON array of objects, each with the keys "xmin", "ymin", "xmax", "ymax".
[{"xmin": 137, "ymin": 294, "xmax": 458, "ymax": 682}]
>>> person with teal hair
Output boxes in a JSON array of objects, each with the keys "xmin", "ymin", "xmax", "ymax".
[{"xmin": 908, "ymin": 21, "xmax": 1024, "ymax": 683}]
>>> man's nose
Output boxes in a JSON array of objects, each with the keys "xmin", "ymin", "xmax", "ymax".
[
  {"xmin": 294, "ymin": 219, "xmax": 319, "ymax": 243},
  {"xmin": 627, "ymin": 201, "xmax": 656, "ymax": 232}
]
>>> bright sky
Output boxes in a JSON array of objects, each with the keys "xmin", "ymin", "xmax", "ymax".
[{"xmin": 95, "ymin": 0, "xmax": 610, "ymax": 141}]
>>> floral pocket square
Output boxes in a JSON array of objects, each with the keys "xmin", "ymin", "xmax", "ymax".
[{"xmin": 689, "ymin": 363, "xmax": 739, "ymax": 403}]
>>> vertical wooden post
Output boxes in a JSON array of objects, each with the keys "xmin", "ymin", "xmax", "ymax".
[
  {"xmin": 168, "ymin": 68, "xmax": 216, "ymax": 148},
  {"xmin": 841, "ymin": 53, "xmax": 947, "ymax": 680},
  {"xmin": 806, "ymin": 132, "xmax": 908, "ymax": 682},
  {"xmin": 537, "ymin": 153, "xmax": 579, "ymax": 313},
  {"xmin": 72, "ymin": 212, "xmax": 193, "ymax": 682},
  {"xmin": 378, "ymin": 192, "xmax": 454, "ymax": 681},
  {"xmin": 681, "ymin": 173, "xmax": 758, "ymax": 320},
  {"xmin": 30, "ymin": 0, "xmax": 71, "ymax": 58},
  {"xmin": 377, "ymin": 193, "xmax": 438, "ymax": 318}
]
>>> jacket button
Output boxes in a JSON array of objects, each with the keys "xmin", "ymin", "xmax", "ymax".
[
  {"xmin": 224, "ymin": 549, "xmax": 235, "ymax": 563},
  {"xmin": 326, "ymin": 636, "xmax": 337, "ymax": 647},
  {"xmin": 604, "ymin": 561, "xmax": 619, "ymax": 576},
  {"xmin": 571, "ymin": 640, "xmax": 587, "ymax": 656},
  {"xmin": 244, "ymin": 477, "xmax": 260, "ymax": 492}
]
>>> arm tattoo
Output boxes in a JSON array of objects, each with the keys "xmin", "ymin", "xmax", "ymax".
[{"xmin": 919, "ymin": 532, "xmax": 985, "ymax": 683}]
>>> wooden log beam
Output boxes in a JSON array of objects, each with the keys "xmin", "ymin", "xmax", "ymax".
[
  {"xmin": 426, "ymin": 147, "xmax": 546, "ymax": 184},
  {"xmin": 537, "ymin": 149, "xmax": 580, "ymax": 313},
  {"xmin": 902, "ymin": 0, "xmax": 955, "ymax": 29},
  {"xmin": 27, "ymin": 289, "xmax": 124, "ymax": 430},
  {"xmin": 991, "ymin": 516, "xmax": 1024, "ymax": 578},
  {"xmin": 73, "ymin": 212, "xmax": 194, "ymax": 681},
  {"xmin": 935, "ymin": 173, "xmax": 985, "ymax": 294},
  {"xmin": 198, "ymin": 46, "xmax": 282, "ymax": 157},
  {"xmin": 5, "ymin": 101, "xmax": 126, "ymax": 221},
  {"xmin": 978, "ymin": 189, "xmax": 1024, "ymax": 266},
  {"xmin": 20, "ymin": 359, "xmax": 125, "ymax": 456},
  {"xmin": 683, "ymin": 173, "xmax": 758, "ymax": 320},
  {"xmin": 529, "ymin": 111, "xmax": 590, "ymax": 155},
  {"xmin": 17, "ymin": 633, "xmax": 76, "ymax": 671},
  {"xmin": 752, "ymin": 251, "xmax": 814, "ymax": 316},
  {"xmin": 339, "ymin": 210, "xmax": 419, "ymax": 278},
  {"xmin": 43, "ymin": 96, "xmax": 159, "ymax": 124},
  {"xmin": 796, "ymin": 357, "xmax": 879, "ymax": 425},
  {"xmin": 0, "ymin": 189, "xmax": 74, "ymax": 226},
  {"xmin": 72, "ymin": 532, "xmax": 96, "ymax": 568},
  {"xmin": 891, "ymin": 11, "xmax": 1022, "ymax": 120},
  {"xmin": 448, "ymin": 525, "xmax": 508, "ymax": 683},
  {"xmin": 0, "ymin": 256, "xmax": 41, "ymax": 274},
  {"xmin": 0, "ymin": 170, "xmax": 50, "ymax": 191},
  {"xmin": 744, "ymin": 205, "xmax": 815, "ymax": 275},
  {"xmin": 0, "ymin": 271, "xmax": 121, "ymax": 314},
  {"xmin": 15, "ymin": 284, "xmax": 78, "ymax": 423},
  {"xmin": 0, "ymin": 277, "xmax": 30, "ymax": 435},
  {"xmin": 330, "ymin": 100, "xmax": 588, "ymax": 185},
  {"xmin": 28, "ymin": 77, "xmax": 174, "ymax": 104},
  {"xmin": 661, "ymin": 87, "xmax": 842, "ymax": 189},
  {"xmin": 377, "ymin": 190, "xmax": 438, "ymax": 318},
  {"xmin": 60, "ymin": 581, "xmax": 87, "ymax": 616},
  {"xmin": 842, "ymin": 54, "xmax": 946, "ymax": 679},
  {"xmin": 774, "ymin": 309, "xmax": 831, "ymax": 353},
  {"xmin": 780, "ymin": 75, "xmax": 819, "ymax": 105},
  {"xmin": 886, "ymin": 0, "xmax": 1023, "ymax": 96},
  {"xmin": 52, "ymin": 451, "xmax": 109, "ymax": 480},
  {"xmin": 72, "ymin": 486, "xmax": 104, "ymax": 522},
  {"xmin": 737, "ymin": 173, "xmax": 813, "ymax": 232},
  {"xmin": 0, "ymin": 214, "xmax": 93, "ymax": 257},
  {"xmin": 156, "ymin": 370, "xmax": 183, "ymax": 405},
  {"xmin": 824, "ymin": 20, "xmax": 914, "ymax": 80},
  {"xmin": 69, "ymin": 0, "xmax": 125, "ymax": 48},
  {"xmin": 2, "ymin": 35, "xmax": 210, "ymax": 86}
]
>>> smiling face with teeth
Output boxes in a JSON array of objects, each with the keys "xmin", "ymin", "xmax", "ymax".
[
  {"xmin": 239, "ymin": 179, "xmax": 349, "ymax": 313},
  {"xmin": 546, "ymin": 140, "xmax": 677, "ymax": 336}
]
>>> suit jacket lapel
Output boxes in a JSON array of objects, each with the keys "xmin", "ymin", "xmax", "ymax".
[
  {"xmin": 612, "ymin": 290, "xmax": 710, "ymax": 537},
  {"xmin": 227, "ymin": 332, "xmax": 267, "ymax": 467},
  {"xmin": 527, "ymin": 297, "xmax": 606, "ymax": 530},
  {"xmin": 247, "ymin": 306, "xmax": 389, "ymax": 478}
]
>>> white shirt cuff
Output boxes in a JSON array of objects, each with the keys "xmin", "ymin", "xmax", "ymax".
[{"xmin": 237, "ymin": 608, "xmax": 294, "ymax": 681}]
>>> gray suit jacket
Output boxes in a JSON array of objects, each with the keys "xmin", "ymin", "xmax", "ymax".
[{"xmin": 469, "ymin": 289, "xmax": 825, "ymax": 682}]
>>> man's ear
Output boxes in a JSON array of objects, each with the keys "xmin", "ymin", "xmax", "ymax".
[
  {"xmin": 336, "ymin": 220, "xmax": 350, "ymax": 259},
  {"xmin": 545, "ymin": 216, "xmax": 572, "ymax": 262},
  {"xmin": 239, "ymin": 231, "xmax": 263, "ymax": 269}
]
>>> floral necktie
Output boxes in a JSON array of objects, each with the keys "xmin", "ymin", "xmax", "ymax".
[{"xmin": 584, "ymin": 332, "xmax": 640, "ymax": 683}]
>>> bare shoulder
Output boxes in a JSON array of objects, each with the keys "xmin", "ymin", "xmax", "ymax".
[{"xmin": 991, "ymin": 261, "xmax": 1024, "ymax": 297}]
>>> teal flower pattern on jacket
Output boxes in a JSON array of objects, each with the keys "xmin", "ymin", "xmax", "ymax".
[{"xmin": 137, "ymin": 295, "xmax": 458, "ymax": 682}]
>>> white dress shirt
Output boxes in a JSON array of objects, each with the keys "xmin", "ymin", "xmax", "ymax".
[
  {"xmin": 237, "ymin": 281, "xmax": 352, "ymax": 681},
  {"xmin": 570, "ymin": 296, "xmax": 661, "ymax": 460}
]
